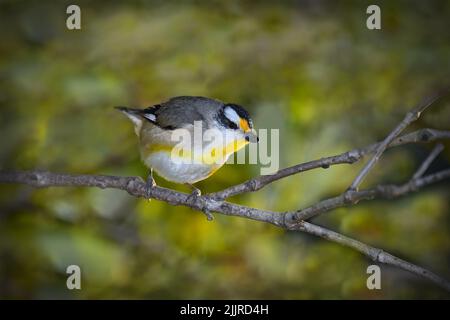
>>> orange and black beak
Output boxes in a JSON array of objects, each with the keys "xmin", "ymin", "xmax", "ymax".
[
  {"xmin": 244, "ymin": 130, "xmax": 259, "ymax": 143},
  {"xmin": 240, "ymin": 118, "xmax": 258, "ymax": 143}
]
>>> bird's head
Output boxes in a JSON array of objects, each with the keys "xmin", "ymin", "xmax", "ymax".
[{"xmin": 216, "ymin": 103, "xmax": 258, "ymax": 144}]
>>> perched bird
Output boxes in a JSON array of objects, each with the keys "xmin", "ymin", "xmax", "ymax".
[{"xmin": 116, "ymin": 96, "xmax": 258, "ymax": 197}]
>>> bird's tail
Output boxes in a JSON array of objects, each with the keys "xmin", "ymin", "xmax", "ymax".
[
  {"xmin": 115, "ymin": 106, "xmax": 142, "ymax": 115},
  {"xmin": 115, "ymin": 106, "xmax": 144, "ymax": 136}
]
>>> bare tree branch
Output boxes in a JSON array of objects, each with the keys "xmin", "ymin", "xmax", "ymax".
[
  {"xmin": 348, "ymin": 91, "xmax": 447, "ymax": 191},
  {"xmin": 285, "ymin": 142, "xmax": 448, "ymax": 223},
  {"xmin": 413, "ymin": 143, "xmax": 444, "ymax": 179},
  {"xmin": 293, "ymin": 221, "xmax": 450, "ymax": 292},
  {"xmin": 210, "ymin": 128, "xmax": 450, "ymax": 201},
  {"xmin": 389, "ymin": 128, "xmax": 450, "ymax": 147},
  {"xmin": 285, "ymin": 168, "xmax": 450, "ymax": 221},
  {"xmin": 1, "ymin": 169, "xmax": 449, "ymax": 292}
]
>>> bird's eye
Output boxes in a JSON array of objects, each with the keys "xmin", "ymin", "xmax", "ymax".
[
  {"xmin": 226, "ymin": 120, "xmax": 238, "ymax": 130},
  {"xmin": 220, "ymin": 116, "xmax": 238, "ymax": 130}
]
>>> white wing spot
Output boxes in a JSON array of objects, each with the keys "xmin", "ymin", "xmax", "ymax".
[{"xmin": 144, "ymin": 113, "xmax": 156, "ymax": 122}]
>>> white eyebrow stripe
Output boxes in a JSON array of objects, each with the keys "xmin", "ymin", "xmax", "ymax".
[{"xmin": 224, "ymin": 106, "xmax": 240, "ymax": 125}]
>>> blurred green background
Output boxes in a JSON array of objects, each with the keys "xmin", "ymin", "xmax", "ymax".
[{"xmin": 0, "ymin": 0, "xmax": 449, "ymax": 299}]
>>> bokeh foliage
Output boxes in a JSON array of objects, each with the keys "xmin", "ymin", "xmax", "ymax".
[{"xmin": 0, "ymin": 0, "xmax": 449, "ymax": 299}]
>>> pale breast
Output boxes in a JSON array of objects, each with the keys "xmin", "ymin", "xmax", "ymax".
[
  {"xmin": 138, "ymin": 122, "xmax": 247, "ymax": 184},
  {"xmin": 144, "ymin": 151, "xmax": 221, "ymax": 184}
]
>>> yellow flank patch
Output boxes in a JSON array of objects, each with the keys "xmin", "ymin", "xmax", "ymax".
[
  {"xmin": 146, "ymin": 143, "xmax": 193, "ymax": 160},
  {"xmin": 143, "ymin": 139, "xmax": 248, "ymax": 164},
  {"xmin": 144, "ymin": 143, "xmax": 173, "ymax": 154},
  {"xmin": 203, "ymin": 138, "xmax": 248, "ymax": 164},
  {"xmin": 239, "ymin": 118, "xmax": 250, "ymax": 132}
]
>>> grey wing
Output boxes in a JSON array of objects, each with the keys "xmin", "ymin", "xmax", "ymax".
[{"xmin": 153, "ymin": 96, "xmax": 224, "ymax": 129}]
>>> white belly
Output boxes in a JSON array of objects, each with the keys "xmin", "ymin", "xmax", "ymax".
[{"xmin": 144, "ymin": 151, "xmax": 221, "ymax": 184}]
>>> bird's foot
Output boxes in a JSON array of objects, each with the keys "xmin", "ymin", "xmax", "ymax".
[
  {"xmin": 186, "ymin": 185, "xmax": 201, "ymax": 204},
  {"xmin": 202, "ymin": 208, "xmax": 215, "ymax": 221},
  {"xmin": 145, "ymin": 170, "xmax": 157, "ymax": 201},
  {"xmin": 186, "ymin": 184, "xmax": 214, "ymax": 221}
]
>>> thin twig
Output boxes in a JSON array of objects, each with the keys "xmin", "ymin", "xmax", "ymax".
[
  {"xmin": 348, "ymin": 91, "xmax": 447, "ymax": 191},
  {"xmin": 294, "ymin": 221, "xmax": 450, "ymax": 292},
  {"xmin": 413, "ymin": 143, "xmax": 444, "ymax": 179},
  {"xmin": 389, "ymin": 128, "xmax": 450, "ymax": 147},
  {"xmin": 285, "ymin": 169, "xmax": 450, "ymax": 222}
]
